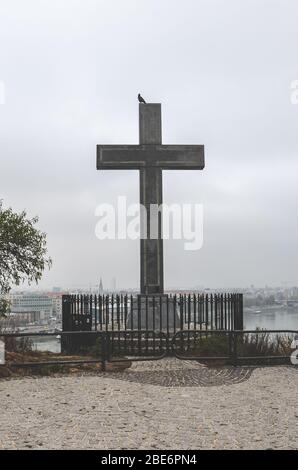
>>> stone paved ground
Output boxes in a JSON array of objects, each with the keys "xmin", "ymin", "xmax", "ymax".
[{"xmin": 0, "ymin": 359, "xmax": 297, "ymax": 450}]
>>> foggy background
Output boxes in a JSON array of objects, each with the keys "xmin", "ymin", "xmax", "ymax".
[{"xmin": 1, "ymin": 0, "xmax": 298, "ymax": 290}]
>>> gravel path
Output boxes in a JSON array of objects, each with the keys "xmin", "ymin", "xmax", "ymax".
[{"xmin": 0, "ymin": 359, "xmax": 297, "ymax": 449}]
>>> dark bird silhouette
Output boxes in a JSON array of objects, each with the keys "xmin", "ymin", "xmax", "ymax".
[{"xmin": 138, "ymin": 93, "xmax": 146, "ymax": 104}]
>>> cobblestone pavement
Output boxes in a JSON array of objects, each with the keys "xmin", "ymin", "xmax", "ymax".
[
  {"xmin": 109, "ymin": 359, "xmax": 254, "ymax": 387},
  {"xmin": 0, "ymin": 359, "xmax": 297, "ymax": 450}
]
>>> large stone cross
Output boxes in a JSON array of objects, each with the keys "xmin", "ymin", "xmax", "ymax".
[{"xmin": 97, "ymin": 103, "xmax": 204, "ymax": 295}]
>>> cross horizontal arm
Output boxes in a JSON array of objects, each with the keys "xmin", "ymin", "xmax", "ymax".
[
  {"xmin": 97, "ymin": 145, "xmax": 205, "ymax": 170},
  {"xmin": 97, "ymin": 145, "xmax": 145, "ymax": 169}
]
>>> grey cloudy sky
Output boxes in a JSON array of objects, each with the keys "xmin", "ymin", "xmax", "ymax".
[{"xmin": 1, "ymin": 0, "xmax": 298, "ymax": 290}]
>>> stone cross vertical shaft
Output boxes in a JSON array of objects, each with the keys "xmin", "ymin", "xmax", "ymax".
[
  {"xmin": 97, "ymin": 103, "xmax": 205, "ymax": 295},
  {"xmin": 139, "ymin": 104, "xmax": 163, "ymax": 295}
]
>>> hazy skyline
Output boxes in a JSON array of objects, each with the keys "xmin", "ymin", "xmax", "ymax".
[{"xmin": 1, "ymin": 0, "xmax": 298, "ymax": 290}]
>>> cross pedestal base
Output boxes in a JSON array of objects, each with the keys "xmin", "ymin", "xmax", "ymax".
[{"xmin": 126, "ymin": 294, "xmax": 180, "ymax": 331}]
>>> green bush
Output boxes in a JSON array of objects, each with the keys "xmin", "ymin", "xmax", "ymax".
[{"xmin": 192, "ymin": 334, "xmax": 229, "ymax": 356}]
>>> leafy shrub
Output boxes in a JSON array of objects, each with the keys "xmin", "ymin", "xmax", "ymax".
[{"xmin": 191, "ymin": 333, "xmax": 229, "ymax": 356}]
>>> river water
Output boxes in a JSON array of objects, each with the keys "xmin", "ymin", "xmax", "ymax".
[
  {"xmin": 32, "ymin": 337, "xmax": 61, "ymax": 353},
  {"xmin": 244, "ymin": 306, "xmax": 298, "ymax": 331}
]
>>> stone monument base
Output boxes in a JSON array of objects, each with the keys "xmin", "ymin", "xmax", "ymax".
[{"xmin": 126, "ymin": 294, "xmax": 180, "ymax": 330}]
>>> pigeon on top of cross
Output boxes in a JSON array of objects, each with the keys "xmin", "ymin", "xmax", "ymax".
[{"xmin": 138, "ymin": 93, "xmax": 146, "ymax": 104}]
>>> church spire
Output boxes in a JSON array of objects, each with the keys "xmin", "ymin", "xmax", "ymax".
[{"xmin": 99, "ymin": 278, "xmax": 103, "ymax": 295}]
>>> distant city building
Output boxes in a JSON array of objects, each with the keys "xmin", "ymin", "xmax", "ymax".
[
  {"xmin": 10, "ymin": 293, "xmax": 53, "ymax": 321},
  {"xmin": 9, "ymin": 310, "xmax": 41, "ymax": 325},
  {"xmin": 49, "ymin": 295, "xmax": 63, "ymax": 320}
]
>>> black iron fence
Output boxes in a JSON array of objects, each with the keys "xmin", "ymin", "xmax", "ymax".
[
  {"xmin": 62, "ymin": 293, "xmax": 244, "ymax": 331},
  {"xmin": 62, "ymin": 293, "xmax": 243, "ymax": 353},
  {"xmin": 0, "ymin": 329, "xmax": 297, "ymax": 368}
]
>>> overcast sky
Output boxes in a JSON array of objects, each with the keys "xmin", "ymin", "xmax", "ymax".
[{"xmin": 1, "ymin": 0, "xmax": 298, "ymax": 290}]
